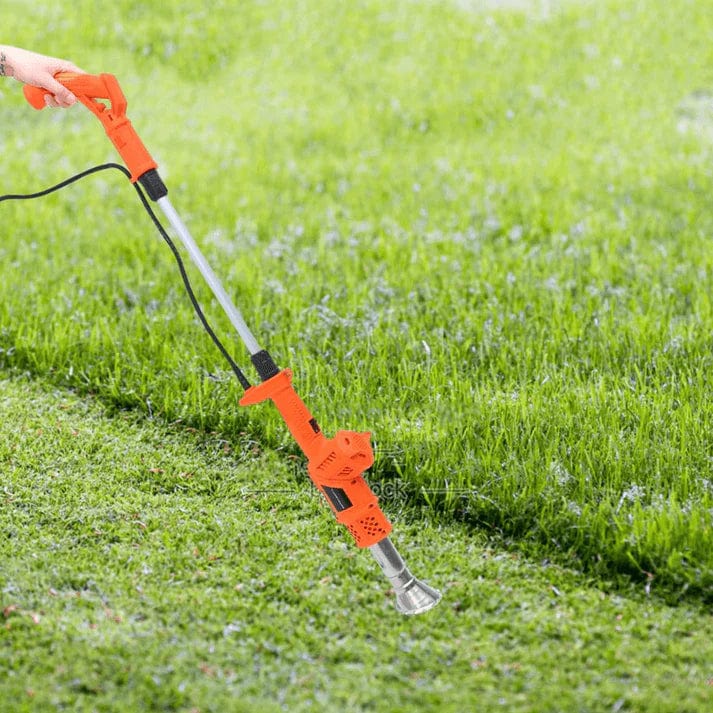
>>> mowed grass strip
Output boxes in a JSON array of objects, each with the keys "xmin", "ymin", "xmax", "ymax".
[
  {"xmin": 1, "ymin": 0, "xmax": 712, "ymax": 598},
  {"xmin": 1, "ymin": 377, "xmax": 712, "ymax": 712}
]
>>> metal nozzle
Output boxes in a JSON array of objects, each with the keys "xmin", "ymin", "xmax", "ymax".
[{"xmin": 369, "ymin": 537, "xmax": 442, "ymax": 615}]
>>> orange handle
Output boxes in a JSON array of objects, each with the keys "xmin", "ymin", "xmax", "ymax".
[
  {"xmin": 240, "ymin": 369, "xmax": 392, "ymax": 548},
  {"xmin": 23, "ymin": 72, "xmax": 113, "ymax": 109},
  {"xmin": 23, "ymin": 72, "xmax": 157, "ymax": 183}
]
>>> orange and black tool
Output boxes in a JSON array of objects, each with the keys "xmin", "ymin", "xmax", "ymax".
[{"xmin": 22, "ymin": 73, "xmax": 441, "ymax": 614}]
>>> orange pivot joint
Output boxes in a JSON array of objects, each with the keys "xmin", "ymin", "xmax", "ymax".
[{"xmin": 240, "ymin": 369, "xmax": 392, "ymax": 547}]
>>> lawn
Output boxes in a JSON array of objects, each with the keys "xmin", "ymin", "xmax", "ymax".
[
  {"xmin": 2, "ymin": 0, "xmax": 713, "ymax": 710},
  {"xmin": 1, "ymin": 377, "xmax": 712, "ymax": 712}
]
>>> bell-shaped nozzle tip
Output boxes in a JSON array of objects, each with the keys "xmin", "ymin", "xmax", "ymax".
[
  {"xmin": 394, "ymin": 574, "xmax": 442, "ymax": 615},
  {"xmin": 369, "ymin": 537, "xmax": 442, "ymax": 615}
]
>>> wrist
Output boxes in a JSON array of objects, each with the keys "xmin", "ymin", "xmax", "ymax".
[{"xmin": 0, "ymin": 46, "xmax": 15, "ymax": 77}]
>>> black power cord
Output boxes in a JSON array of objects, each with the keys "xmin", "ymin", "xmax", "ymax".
[{"xmin": 0, "ymin": 162, "xmax": 252, "ymax": 390}]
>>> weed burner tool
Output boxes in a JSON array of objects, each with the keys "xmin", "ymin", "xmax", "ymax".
[{"xmin": 23, "ymin": 73, "xmax": 441, "ymax": 615}]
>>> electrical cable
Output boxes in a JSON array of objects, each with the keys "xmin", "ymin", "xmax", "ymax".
[{"xmin": 0, "ymin": 162, "xmax": 252, "ymax": 390}]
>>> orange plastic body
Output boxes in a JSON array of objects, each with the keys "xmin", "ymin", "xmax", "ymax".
[
  {"xmin": 23, "ymin": 72, "xmax": 157, "ymax": 183},
  {"xmin": 240, "ymin": 369, "xmax": 392, "ymax": 548}
]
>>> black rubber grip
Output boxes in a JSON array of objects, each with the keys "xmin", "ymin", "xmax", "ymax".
[
  {"xmin": 138, "ymin": 169, "xmax": 168, "ymax": 201},
  {"xmin": 251, "ymin": 349, "xmax": 280, "ymax": 381}
]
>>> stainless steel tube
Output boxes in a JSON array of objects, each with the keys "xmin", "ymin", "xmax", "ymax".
[{"xmin": 156, "ymin": 196, "xmax": 262, "ymax": 355}]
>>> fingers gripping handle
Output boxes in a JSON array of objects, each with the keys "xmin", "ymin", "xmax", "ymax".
[
  {"xmin": 23, "ymin": 72, "xmax": 159, "ymax": 186},
  {"xmin": 23, "ymin": 72, "xmax": 110, "ymax": 109}
]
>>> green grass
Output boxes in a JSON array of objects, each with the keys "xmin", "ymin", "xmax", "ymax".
[
  {"xmin": 1, "ymin": 376, "xmax": 712, "ymax": 712},
  {"xmin": 2, "ymin": 0, "xmax": 713, "ymax": 708},
  {"xmin": 5, "ymin": 0, "xmax": 712, "ymax": 596}
]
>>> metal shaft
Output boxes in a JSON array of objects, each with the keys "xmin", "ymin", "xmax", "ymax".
[{"xmin": 156, "ymin": 196, "xmax": 262, "ymax": 355}]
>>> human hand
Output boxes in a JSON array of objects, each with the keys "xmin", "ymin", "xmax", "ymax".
[{"xmin": 0, "ymin": 45, "xmax": 84, "ymax": 108}]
